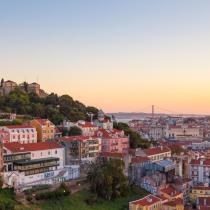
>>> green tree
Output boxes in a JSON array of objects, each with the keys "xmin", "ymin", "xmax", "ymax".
[
  {"xmin": 0, "ymin": 78, "xmax": 4, "ymax": 87},
  {"xmin": 88, "ymin": 159, "xmax": 129, "ymax": 200},
  {"xmin": 68, "ymin": 126, "xmax": 82, "ymax": 136}
]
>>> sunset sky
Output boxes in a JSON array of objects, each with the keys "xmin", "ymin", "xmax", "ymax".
[{"xmin": 1, "ymin": 0, "xmax": 210, "ymax": 114}]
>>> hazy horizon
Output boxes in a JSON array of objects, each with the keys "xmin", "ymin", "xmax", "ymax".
[{"xmin": 1, "ymin": 0, "xmax": 210, "ymax": 114}]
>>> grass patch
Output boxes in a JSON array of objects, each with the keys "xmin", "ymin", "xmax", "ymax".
[
  {"xmin": 27, "ymin": 187, "xmax": 148, "ymax": 210},
  {"xmin": 0, "ymin": 188, "xmax": 16, "ymax": 210}
]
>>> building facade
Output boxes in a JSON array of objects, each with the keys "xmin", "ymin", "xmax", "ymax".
[
  {"xmin": 0, "ymin": 125, "xmax": 37, "ymax": 144},
  {"xmin": 59, "ymin": 135, "xmax": 101, "ymax": 164},
  {"xmin": 2, "ymin": 141, "xmax": 76, "ymax": 190},
  {"xmin": 95, "ymin": 128, "xmax": 129, "ymax": 153},
  {"xmin": 30, "ymin": 119, "xmax": 55, "ymax": 142}
]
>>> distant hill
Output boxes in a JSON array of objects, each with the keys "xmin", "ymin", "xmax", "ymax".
[{"xmin": 0, "ymin": 82, "xmax": 99, "ymax": 125}]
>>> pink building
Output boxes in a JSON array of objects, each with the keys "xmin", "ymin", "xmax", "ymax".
[
  {"xmin": 94, "ymin": 128, "xmax": 129, "ymax": 153},
  {"xmin": 0, "ymin": 125, "xmax": 37, "ymax": 144}
]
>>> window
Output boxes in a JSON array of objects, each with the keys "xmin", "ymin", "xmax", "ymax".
[{"xmin": 55, "ymin": 150, "xmax": 57, "ymax": 154}]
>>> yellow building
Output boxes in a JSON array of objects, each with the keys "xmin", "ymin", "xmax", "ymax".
[
  {"xmin": 190, "ymin": 186, "xmax": 210, "ymax": 201},
  {"xmin": 129, "ymin": 194, "xmax": 162, "ymax": 210},
  {"xmin": 30, "ymin": 119, "xmax": 55, "ymax": 142},
  {"xmin": 162, "ymin": 198, "xmax": 184, "ymax": 210}
]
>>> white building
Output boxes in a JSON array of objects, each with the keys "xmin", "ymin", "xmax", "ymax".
[
  {"xmin": 2, "ymin": 141, "xmax": 79, "ymax": 190},
  {"xmin": 191, "ymin": 141, "xmax": 210, "ymax": 150},
  {"xmin": 190, "ymin": 159, "xmax": 210, "ymax": 185},
  {"xmin": 0, "ymin": 125, "xmax": 37, "ymax": 144},
  {"xmin": 165, "ymin": 125, "xmax": 201, "ymax": 140},
  {"xmin": 77, "ymin": 121, "xmax": 99, "ymax": 137},
  {"xmin": 143, "ymin": 147, "xmax": 171, "ymax": 162}
]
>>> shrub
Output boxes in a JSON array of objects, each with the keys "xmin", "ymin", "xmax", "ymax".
[
  {"xmin": 85, "ymin": 194, "xmax": 98, "ymax": 205},
  {"xmin": 35, "ymin": 183, "xmax": 70, "ymax": 201}
]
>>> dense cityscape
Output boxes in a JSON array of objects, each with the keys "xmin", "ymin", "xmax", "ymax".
[
  {"xmin": 0, "ymin": 80, "xmax": 209, "ymax": 209},
  {"xmin": 1, "ymin": 1, "xmax": 210, "ymax": 209}
]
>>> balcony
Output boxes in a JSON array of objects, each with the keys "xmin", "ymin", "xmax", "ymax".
[
  {"xmin": 13, "ymin": 157, "xmax": 59, "ymax": 171},
  {"xmin": 3, "ymin": 152, "xmax": 31, "ymax": 163}
]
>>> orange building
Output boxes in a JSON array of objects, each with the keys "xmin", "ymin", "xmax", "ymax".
[
  {"xmin": 30, "ymin": 119, "xmax": 55, "ymax": 142},
  {"xmin": 162, "ymin": 198, "xmax": 184, "ymax": 210}
]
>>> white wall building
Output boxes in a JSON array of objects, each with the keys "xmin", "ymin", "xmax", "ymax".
[
  {"xmin": 2, "ymin": 141, "xmax": 79, "ymax": 190},
  {"xmin": 165, "ymin": 125, "xmax": 201, "ymax": 140},
  {"xmin": 0, "ymin": 125, "xmax": 37, "ymax": 144}
]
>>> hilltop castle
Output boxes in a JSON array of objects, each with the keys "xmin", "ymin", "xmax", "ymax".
[{"xmin": 0, "ymin": 79, "xmax": 48, "ymax": 97}]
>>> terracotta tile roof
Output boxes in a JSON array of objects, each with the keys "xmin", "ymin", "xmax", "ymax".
[
  {"xmin": 4, "ymin": 142, "xmax": 62, "ymax": 153},
  {"xmin": 131, "ymin": 156, "xmax": 150, "ymax": 164},
  {"xmin": 34, "ymin": 119, "xmax": 54, "ymax": 125},
  {"xmin": 144, "ymin": 147, "xmax": 171, "ymax": 156},
  {"xmin": 160, "ymin": 186, "xmax": 182, "ymax": 197},
  {"xmin": 190, "ymin": 159, "xmax": 210, "ymax": 166},
  {"xmin": 193, "ymin": 186, "xmax": 210, "ymax": 191},
  {"xmin": 94, "ymin": 129, "xmax": 111, "ymax": 138},
  {"xmin": 157, "ymin": 195, "xmax": 168, "ymax": 202},
  {"xmin": 130, "ymin": 194, "xmax": 161, "ymax": 206},
  {"xmin": 5, "ymin": 125, "xmax": 35, "ymax": 129},
  {"xmin": 100, "ymin": 152, "xmax": 127, "ymax": 158},
  {"xmin": 59, "ymin": 135, "xmax": 89, "ymax": 142},
  {"xmin": 78, "ymin": 122, "xmax": 97, "ymax": 128},
  {"xmin": 94, "ymin": 128, "xmax": 126, "ymax": 139}
]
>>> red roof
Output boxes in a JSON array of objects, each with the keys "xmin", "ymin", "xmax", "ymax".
[
  {"xmin": 193, "ymin": 186, "xmax": 210, "ymax": 191},
  {"xmin": 4, "ymin": 142, "xmax": 62, "ymax": 153},
  {"xmin": 190, "ymin": 159, "xmax": 210, "ymax": 166},
  {"xmin": 131, "ymin": 156, "xmax": 150, "ymax": 164},
  {"xmin": 160, "ymin": 186, "xmax": 182, "ymax": 197},
  {"xmin": 130, "ymin": 195, "xmax": 161, "ymax": 206},
  {"xmin": 34, "ymin": 119, "xmax": 54, "ymax": 125},
  {"xmin": 5, "ymin": 125, "xmax": 35, "ymax": 129},
  {"xmin": 59, "ymin": 135, "xmax": 89, "ymax": 142},
  {"xmin": 144, "ymin": 147, "xmax": 171, "ymax": 156},
  {"xmin": 94, "ymin": 128, "xmax": 125, "ymax": 139},
  {"xmin": 100, "ymin": 152, "xmax": 127, "ymax": 158},
  {"xmin": 78, "ymin": 122, "xmax": 97, "ymax": 128}
]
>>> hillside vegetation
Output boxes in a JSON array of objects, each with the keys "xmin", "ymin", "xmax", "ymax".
[{"xmin": 0, "ymin": 88, "xmax": 98, "ymax": 125}]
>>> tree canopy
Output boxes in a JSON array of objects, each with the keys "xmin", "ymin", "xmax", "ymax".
[
  {"xmin": 0, "ymin": 88, "xmax": 99, "ymax": 125},
  {"xmin": 87, "ymin": 159, "xmax": 129, "ymax": 201}
]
